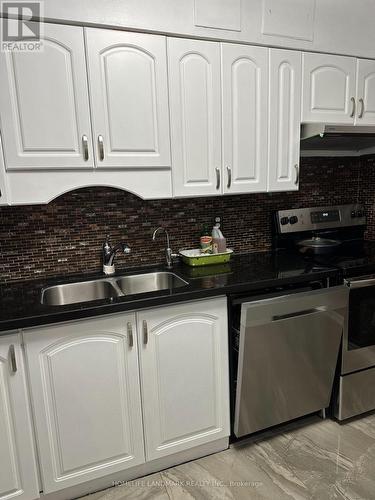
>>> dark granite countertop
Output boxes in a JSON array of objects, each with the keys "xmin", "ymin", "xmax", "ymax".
[{"xmin": 0, "ymin": 251, "xmax": 344, "ymax": 333}]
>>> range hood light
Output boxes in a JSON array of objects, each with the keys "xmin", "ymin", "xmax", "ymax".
[{"xmin": 300, "ymin": 124, "xmax": 375, "ymax": 157}]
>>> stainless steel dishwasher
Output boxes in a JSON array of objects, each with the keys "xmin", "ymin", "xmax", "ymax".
[{"xmin": 232, "ymin": 285, "xmax": 348, "ymax": 437}]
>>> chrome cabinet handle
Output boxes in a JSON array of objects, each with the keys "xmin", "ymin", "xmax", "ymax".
[
  {"xmin": 358, "ymin": 98, "xmax": 364, "ymax": 119},
  {"xmin": 98, "ymin": 135, "xmax": 104, "ymax": 161},
  {"xmin": 127, "ymin": 322, "xmax": 133, "ymax": 348},
  {"xmin": 294, "ymin": 164, "xmax": 299, "ymax": 185},
  {"xmin": 226, "ymin": 166, "xmax": 232, "ymax": 189},
  {"xmin": 82, "ymin": 135, "xmax": 89, "ymax": 161},
  {"xmin": 143, "ymin": 320, "xmax": 148, "ymax": 345},
  {"xmin": 9, "ymin": 345, "xmax": 17, "ymax": 373},
  {"xmin": 215, "ymin": 168, "xmax": 221, "ymax": 190},
  {"xmin": 350, "ymin": 97, "xmax": 356, "ymax": 118}
]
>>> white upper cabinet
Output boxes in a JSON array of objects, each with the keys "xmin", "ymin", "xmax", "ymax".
[
  {"xmin": 302, "ymin": 53, "xmax": 356, "ymax": 124},
  {"xmin": 85, "ymin": 29, "xmax": 171, "ymax": 168},
  {"xmin": 168, "ymin": 38, "xmax": 222, "ymax": 197},
  {"xmin": 221, "ymin": 44, "xmax": 268, "ymax": 194},
  {"xmin": 0, "ymin": 335, "xmax": 39, "ymax": 500},
  {"xmin": 0, "ymin": 137, "xmax": 8, "ymax": 205},
  {"xmin": 138, "ymin": 297, "xmax": 230, "ymax": 461},
  {"xmin": 0, "ymin": 22, "xmax": 94, "ymax": 170},
  {"xmin": 268, "ymin": 49, "xmax": 301, "ymax": 192},
  {"xmin": 355, "ymin": 59, "xmax": 375, "ymax": 125},
  {"xmin": 24, "ymin": 314, "xmax": 144, "ymax": 493}
]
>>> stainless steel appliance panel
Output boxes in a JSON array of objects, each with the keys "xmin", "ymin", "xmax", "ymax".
[
  {"xmin": 342, "ymin": 276, "xmax": 375, "ymax": 374},
  {"xmin": 276, "ymin": 204, "xmax": 365, "ymax": 234},
  {"xmin": 336, "ymin": 367, "xmax": 375, "ymax": 420},
  {"xmin": 234, "ymin": 286, "xmax": 348, "ymax": 437}
]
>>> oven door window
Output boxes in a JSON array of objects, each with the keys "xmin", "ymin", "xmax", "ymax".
[{"xmin": 349, "ymin": 286, "xmax": 375, "ymax": 349}]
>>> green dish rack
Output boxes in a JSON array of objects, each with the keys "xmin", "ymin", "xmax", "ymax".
[{"xmin": 179, "ymin": 249, "xmax": 233, "ymax": 267}]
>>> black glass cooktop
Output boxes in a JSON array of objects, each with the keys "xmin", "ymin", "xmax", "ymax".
[{"xmin": 285, "ymin": 240, "xmax": 375, "ymax": 278}]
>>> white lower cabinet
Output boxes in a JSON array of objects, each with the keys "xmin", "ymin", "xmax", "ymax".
[
  {"xmin": 0, "ymin": 334, "xmax": 39, "ymax": 500},
  {"xmin": 22, "ymin": 297, "xmax": 230, "ymax": 495},
  {"xmin": 137, "ymin": 297, "xmax": 230, "ymax": 461},
  {"xmin": 24, "ymin": 314, "xmax": 145, "ymax": 493}
]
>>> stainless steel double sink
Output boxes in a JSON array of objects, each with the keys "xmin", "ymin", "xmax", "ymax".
[{"xmin": 41, "ymin": 272, "xmax": 189, "ymax": 306}]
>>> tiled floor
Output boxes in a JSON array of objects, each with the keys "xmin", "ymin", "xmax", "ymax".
[{"xmin": 80, "ymin": 413, "xmax": 375, "ymax": 499}]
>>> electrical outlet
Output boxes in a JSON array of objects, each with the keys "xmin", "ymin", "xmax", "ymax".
[{"xmin": 214, "ymin": 215, "xmax": 223, "ymax": 228}]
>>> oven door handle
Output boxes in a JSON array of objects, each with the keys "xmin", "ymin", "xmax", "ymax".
[{"xmin": 346, "ymin": 277, "xmax": 375, "ymax": 289}]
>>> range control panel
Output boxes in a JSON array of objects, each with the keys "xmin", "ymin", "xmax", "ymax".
[{"xmin": 277, "ymin": 204, "xmax": 366, "ymax": 234}]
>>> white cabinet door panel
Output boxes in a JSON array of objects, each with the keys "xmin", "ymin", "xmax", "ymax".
[
  {"xmin": 138, "ymin": 297, "xmax": 230, "ymax": 461},
  {"xmin": 0, "ymin": 335, "xmax": 39, "ymax": 500},
  {"xmin": 24, "ymin": 314, "xmax": 144, "ymax": 493},
  {"xmin": 268, "ymin": 49, "xmax": 301, "ymax": 191},
  {"xmin": 356, "ymin": 59, "xmax": 375, "ymax": 125},
  {"xmin": 302, "ymin": 53, "xmax": 356, "ymax": 123},
  {"xmin": 85, "ymin": 29, "xmax": 171, "ymax": 168},
  {"xmin": 0, "ymin": 135, "xmax": 8, "ymax": 205},
  {"xmin": 168, "ymin": 38, "xmax": 222, "ymax": 197},
  {"xmin": 0, "ymin": 22, "xmax": 93, "ymax": 169},
  {"xmin": 222, "ymin": 43, "xmax": 268, "ymax": 194}
]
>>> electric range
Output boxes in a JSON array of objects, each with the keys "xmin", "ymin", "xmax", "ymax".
[{"xmin": 273, "ymin": 203, "xmax": 375, "ymax": 420}]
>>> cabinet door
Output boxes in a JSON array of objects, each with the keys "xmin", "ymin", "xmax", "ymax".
[
  {"xmin": 168, "ymin": 38, "xmax": 222, "ymax": 197},
  {"xmin": 24, "ymin": 314, "xmax": 144, "ymax": 493},
  {"xmin": 0, "ymin": 22, "xmax": 94, "ymax": 170},
  {"xmin": 0, "ymin": 335, "xmax": 39, "ymax": 500},
  {"xmin": 85, "ymin": 29, "xmax": 171, "ymax": 168},
  {"xmin": 302, "ymin": 53, "xmax": 356, "ymax": 124},
  {"xmin": 268, "ymin": 49, "xmax": 302, "ymax": 192},
  {"xmin": 221, "ymin": 44, "xmax": 268, "ymax": 194},
  {"xmin": 0, "ymin": 135, "xmax": 8, "ymax": 205},
  {"xmin": 138, "ymin": 297, "xmax": 230, "ymax": 461},
  {"xmin": 355, "ymin": 59, "xmax": 375, "ymax": 125}
]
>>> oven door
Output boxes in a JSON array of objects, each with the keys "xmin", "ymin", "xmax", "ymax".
[{"xmin": 343, "ymin": 275, "xmax": 375, "ymax": 374}]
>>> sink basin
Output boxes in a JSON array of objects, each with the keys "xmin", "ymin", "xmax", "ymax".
[
  {"xmin": 116, "ymin": 272, "xmax": 188, "ymax": 295},
  {"xmin": 41, "ymin": 280, "xmax": 119, "ymax": 306},
  {"xmin": 41, "ymin": 272, "xmax": 189, "ymax": 306}
]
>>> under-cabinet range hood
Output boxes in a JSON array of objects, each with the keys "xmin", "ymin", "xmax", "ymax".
[{"xmin": 300, "ymin": 124, "xmax": 375, "ymax": 156}]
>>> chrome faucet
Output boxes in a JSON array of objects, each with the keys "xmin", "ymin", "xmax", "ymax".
[
  {"xmin": 152, "ymin": 227, "xmax": 177, "ymax": 269},
  {"xmin": 102, "ymin": 236, "xmax": 131, "ymax": 275}
]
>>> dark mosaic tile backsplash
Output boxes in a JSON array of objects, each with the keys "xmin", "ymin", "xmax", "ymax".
[{"xmin": 1, "ymin": 156, "xmax": 373, "ymax": 284}]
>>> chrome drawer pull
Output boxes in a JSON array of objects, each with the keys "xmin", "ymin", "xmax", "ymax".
[
  {"xmin": 143, "ymin": 320, "xmax": 148, "ymax": 345},
  {"xmin": 9, "ymin": 345, "xmax": 17, "ymax": 373},
  {"xmin": 127, "ymin": 322, "xmax": 134, "ymax": 348},
  {"xmin": 358, "ymin": 98, "xmax": 364, "ymax": 119},
  {"xmin": 227, "ymin": 166, "xmax": 232, "ymax": 189},
  {"xmin": 215, "ymin": 168, "xmax": 221, "ymax": 190},
  {"xmin": 82, "ymin": 135, "xmax": 89, "ymax": 161},
  {"xmin": 294, "ymin": 164, "xmax": 299, "ymax": 185},
  {"xmin": 98, "ymin": 135, "xmax": 104, "ymax": 161}
]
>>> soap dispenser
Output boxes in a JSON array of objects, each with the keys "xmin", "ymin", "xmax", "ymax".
[{"xmin": 212, "ymin": 223, "xmax": 227, "ymax": 254}]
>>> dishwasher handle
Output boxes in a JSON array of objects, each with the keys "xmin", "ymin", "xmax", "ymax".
[
  {"xmin": 345, "ymin": 277, "xmax": 375, "ymax": 289},
  {"xmin": 239, "ymin": 285, "xmax": 348, "ymax": 328},
  {"xmin": 272, "ymin": 306, "xmax": 327, "ymax": 322}
]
